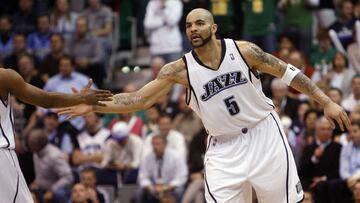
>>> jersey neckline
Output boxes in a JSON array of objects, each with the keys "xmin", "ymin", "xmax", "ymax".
[{"xmin": 191, "ymin": 38, "xmax": 226, "ymax": 71}]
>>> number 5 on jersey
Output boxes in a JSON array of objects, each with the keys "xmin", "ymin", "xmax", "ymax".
[{"xmin": 223, "ymin": 95, "xmax": 240, "ymax": 116}]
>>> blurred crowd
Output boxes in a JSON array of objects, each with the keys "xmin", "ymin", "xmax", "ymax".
[{"xmin": 3, "ymin": 0, "xmax": 360, "ymax": 203}]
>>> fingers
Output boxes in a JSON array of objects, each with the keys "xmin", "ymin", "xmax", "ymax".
[
  {"xmin": 341, "ymin": 111, "xmax": 351, "ymax": 130},
  {"xmin": 326, "ymin": 116, "xmax": 336, "ymax": 129},
  {"xmin": 95, "ymin": 101, "xmax": 107, "ymax": 107},
  {"xmin": 56, "ymin": 108, "xmax": 73, "ymax": 115},
  {"xmin": 85, "ymin": 79, "xmax": 93, "ymax": 89},
  {"xmin": 94, "ymin": 89, "xmax": 112, "ymax": 94},
  {"xmin": 334, "ymin": 115, "xmax": 345, "ymax": 131}
]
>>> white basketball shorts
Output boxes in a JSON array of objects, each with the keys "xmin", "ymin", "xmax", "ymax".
[
  {"xmin": 204, "ymin": 112, "xmax": 304, "ymax": 203},
  {"xmin": 0, "ymin": 149, "xmax": 33, "ymax": 203}
]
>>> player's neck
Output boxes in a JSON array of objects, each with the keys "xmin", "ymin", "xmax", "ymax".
[{"xmin": 194, "ymin": 39, "xmax": 221, "ymax": 63}]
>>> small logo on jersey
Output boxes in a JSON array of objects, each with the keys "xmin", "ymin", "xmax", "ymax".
[
  {"xmin": 296, "ymin": 181, "xmax": 303, "ymax": 194},
  {"xmin": 230, "ymin": 53, "xmax": 235, "ymax": 60},
  {"xmin": 201, "ymin": 71, "xmax": 248, "ymax": 101},
  {"xmin": 290, "ymin": 65, "xmax": 296, "ymax": 71}
]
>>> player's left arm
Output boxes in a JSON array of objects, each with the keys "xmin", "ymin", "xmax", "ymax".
[{"xmin": 237, "ymin": 41, "xmax": 350, "ymax": 131}]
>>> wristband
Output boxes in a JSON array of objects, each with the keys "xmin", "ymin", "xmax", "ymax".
[{"xmin": 281, "ymin": 64, "xmax": 301, "ymax": 85}]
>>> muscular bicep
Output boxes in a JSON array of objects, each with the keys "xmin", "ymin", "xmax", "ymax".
[{"xmin": 237, "ymin": 41, "xmax": 287, "ymax": 78}]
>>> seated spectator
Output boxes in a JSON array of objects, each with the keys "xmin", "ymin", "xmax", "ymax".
[
  {"xmin": 80, "ymin": 168, "xmax": 109, "ymax": 203},
  {"xmin": 43, "ymin": 55, "xmax": 95, "ymax": 134},
  {"xmin": 270, "ymin": 78, "xmax": 299, "ymax": 118},
  {"xmin": 172, "ymin": 93, "xmax": 203, "ymax": 144},
  {"xmin": 3, "ymin": 33, "xmax": 33, "ymax": 72},
  {"xmin": 65, "ymin": 16, "xmax": 105, "ymax": 88},
  {"xmin": 81, "ymin": 0, "xmax": 113, "ymax": 55},
  {"xmin": 12, "ymin": 0, "xmax": 37, "ymax": 35},
  {"xmin": 40, "ymin": 33, "xmax": 65, "ymax": 82},
  {"xmin": 325, "ymin": 120, "xmax": 360, "ymax": 203},
  {"xmin": 137, "ymin": 135, "xmax": 188, "ymax": 203},
  {"xmin": 27, "ymin": 14, "xmax": 53, "ymax": 60},
  {"xmin": 0, "ymin": 15, "xmax": 14, "ymax": 62},
  {"xmin": 143, "ymin": 115, "xmax": 186, "ymax": 161},
  {"xmin": 326, "ymin": 87, "xmax": 343, "ymax": 105},
  {"xmin": 43, "ymin": 112, "xmax": 73, "ymax": 156},
  {"xmin": 72, "ymin": 112, "xmax": 110, "ymax": 169},
  {"xmin": 101, "ymin": 121, "xmax": 143, "ymax": 184},
  {"xmin": 342, "ymin": 74, "xmax": 360, "ymax": 112},
  {"xmin": 299, "ymin": 117, "xmax": 342, "ymax": 203},
  {"xmin": 329, "ymin": 0, "xmax": 355, "ymax": 51},
  {"xmin": 51, "ymin": 0, "xmax": 78, "ymax": 40},
  {"xmin": 108, "ymin": 113, "xmax": 144, "ymax": 138},
  {"xmin": 181, "ymin": 128, "xmax": 207, "ymax": 203},
  {"xmin": 28, "ymin": 129, "xmax": 73, "ymax": 203},
  {"xmin": 70, "ymin": 183, "xmax": 99, "ymax": 203},
  {"xmin": 144, "ymin": 106, "xmax": 160, "ymax": 135},
  {"xmin": 310, "ymin": 28, "xmax": 336, "ymax": 71}
]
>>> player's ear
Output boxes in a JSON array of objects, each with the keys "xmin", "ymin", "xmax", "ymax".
[{"xmin": 211, "ymin": 23, "xmax": 218, "ymax": 34}]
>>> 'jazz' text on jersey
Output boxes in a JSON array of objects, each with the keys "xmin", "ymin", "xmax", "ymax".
[{"xmin": 201, "ymin": 71, "xmax": 248, "ymax": 101}]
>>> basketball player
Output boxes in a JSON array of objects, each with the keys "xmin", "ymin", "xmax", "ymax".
[
  {"xmin": 58, "ymin": 9, "xmax": 350, "ymax": 203},
  {"xmin": 0, "ymin": 68, "xmax": 112, "ymax": 203}
]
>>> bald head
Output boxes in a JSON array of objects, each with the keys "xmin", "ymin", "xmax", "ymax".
[{"xmin": 186, "ymin": 8, "xmax": 214, "ymax": 24}]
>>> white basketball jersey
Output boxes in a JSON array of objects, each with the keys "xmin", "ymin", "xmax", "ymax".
[
  {"xmin": 184, "ymin": 39, "xmax": 274, "ymax": 136},
  {"xmin": 0, "ymin": 94, "xmax": 15, "ymax": 149}
]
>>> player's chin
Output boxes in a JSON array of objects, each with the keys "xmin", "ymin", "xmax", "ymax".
[{"xmin": 191, "ymin": 41, "xmax": 204, "ymax": 48}]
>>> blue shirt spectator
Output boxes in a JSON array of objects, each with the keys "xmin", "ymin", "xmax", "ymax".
[{"xmin": 27, "ymin": 14, "xmax": 53, "ymax": 60}]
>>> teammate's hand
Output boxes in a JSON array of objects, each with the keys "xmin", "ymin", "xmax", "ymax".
[
  {"xmin": 74, "ymin": 79, "xmax": 113, "ymax": 106},
  {"xmin": 323, "ymin": 101, "xmax": 350, "ymax": 131},
  {"xmin": 57, "ymin": 104, "xmax": 94, "ymax": 120}
]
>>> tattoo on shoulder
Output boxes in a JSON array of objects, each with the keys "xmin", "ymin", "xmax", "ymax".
[
  {"xmin": 157, "ymin": 61, "xmax": 184, "ymax": 80},
  {"xmin": 113, "ymin": 93, "xmax": 142, "ymax": 106},
  {"xmin": 245, "ymin": 42, "xmax": 286, "ymax": 73}
]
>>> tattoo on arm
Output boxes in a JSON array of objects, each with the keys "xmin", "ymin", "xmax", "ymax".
[
  {"xmin": 157, "ymin": 62, "xmax": 183, "ymax": 80},
  {"xmin": 113, "ymin": 93, "xmax": 142, "ymax": 106}
]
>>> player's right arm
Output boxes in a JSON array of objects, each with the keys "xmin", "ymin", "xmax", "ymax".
[
  {"xmin": 0, "ymin": 68, "xmax": 112, "ymax": 108},
  {"xmin": 58, "ymin": 59, "xmax": 187, "ymax": 119}
]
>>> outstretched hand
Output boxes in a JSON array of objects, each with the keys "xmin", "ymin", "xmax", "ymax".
[
  {"xmin": 75, "ymin": 79, "xmax": 113, "ymax": 106},
  {"xmin": 57, "ymin": 104, "xmax": 93, "ymax": 120},
  {"xmin": 323, "ymin": 101, "xmax": 351, "ymax": 131}
]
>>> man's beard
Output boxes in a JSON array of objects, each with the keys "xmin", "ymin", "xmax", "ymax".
[{"xmin": 191, "ymin": 32, "xmax": 212, "ymax": 48}]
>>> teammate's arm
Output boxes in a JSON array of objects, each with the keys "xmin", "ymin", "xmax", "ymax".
[
  {"xmin": 237, "ymin": 41, "xmax": 350, "ymax": 131},
  {"xmin": 0, "ymin": 68, "xmax": 112, "ymax": 108},
  {"xmin": 58, "ymin": 60, "xmax": 186, "ymax": 118}
]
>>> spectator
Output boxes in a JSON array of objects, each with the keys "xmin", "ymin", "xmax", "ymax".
[
  {"xmin": 65, "ymin": 16, "xmax": 105, "ymax": 88},
  {"xmin": 172, "ymin": 93, "xmax": 203, "ymax": 144},
  {"xmin": 80, "ymin": 168, "xmax": 108, "ymax": 203},
  {"xmin": 12, "ymin": 0, "xmax": 37, "ymax": 35},
  {"xmin": 40, "ymin": 33, "xmax": 65, "ymax": 82},
  {"xmin": 313, "ymin": 52, "xmax": 354, "ymax": 97},
  {"xmin": 326, "ymin": 120, "xmax": 360, "ymax": 202},
  {"xmin": 0, "ymin": 15, "xmax": 14, "ymax": 62},
  {"xmin": 329, "ymin": 0, "xmax": 355, "ymax": 51},
  {"xmin": 181, "ymin": 128, "xmax": 207, "ymax": 203},
  {"xmin": 310, "ymin": 28, "xmax": 336, "ymax": 72},
  {"xmin": 137, "ymin": 135, "xmax": 188, "ymax": 203},
  {"xmin": 70, "ymin": 183, "xmax": 98, "ymax": 203},
  {"xmin": 298, "ymin": 117, "xmax": 342, "ymax": 202},
  {"xmin": 3, "ymin": 33, "xmax": 32, "ymax": 73},
  {"xmin": 43, "ymin": 55, "xmax": 94, "ymax": 134},
  {"xmin": 242, "ymin": 0, "xmax": 276, "ymax": 53},
  {"xmin": 144, "ymin": 106, "xmax": 160, "ymax": 135},
  {"xmin": 28, "ymin": 129, "xmax": 73, "ymax": 203},
  {"xmin": 51, "ymin": 0, "xmax": 78, "ymax": 40},
  {"xmin": 14, "ymin": 54, "xmax": 44, "ymax": 121},
  {"xmin": 27, "ymin": 14, "xmax": 53, "ymax": 60},
  {"xmin": 144, "ymin": 0, "xmax": 183, "ymax": 62},
  {"xmin": 72, "ymin": 112, "xmax": 109, "ymax": 169},
  {"xmin": 281, "ymin": 0, "xmax": 313, "ymax": 56},
  {"xmin": 314, "ymin": 0, "xmax": 336, "ymax": 28},
  {"xmin": 43, "ymin": 112, "xmax": 73, "ymax": 156},
  {"xmin": 101, "ymin": 121, "xmax": 143, "ymax": 184},
  {"xmin": 270, "ymin": 78, "xmax": 299, "ymax": 118},
  {"xmin": 347, "ymin": 26, "xmax": 360, "ymax": 73},
  {"xmin": 342, "ymin": 74, "xmax": 360, "ymax": 112},
  {"xmin": 108, "ymin": 113, "xmax": 144, "ymax": 137},
  {"xmin": 303, "ymin": 190, "xmax": 314, "ymax": 203},
  {"xmin": 326, "ymin": 87, "xmax": 343, "ymax": 105},
  {"xmin": 150, "ymin": 57, "xmax": 166, "ymax": 79},
  {"xmin": 81, "ymin": 0, "xmax": 113, "ymax": 55},
  {"xmin": 143, "ymin": 115, "xmax": 186, "ymax": 161}
]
